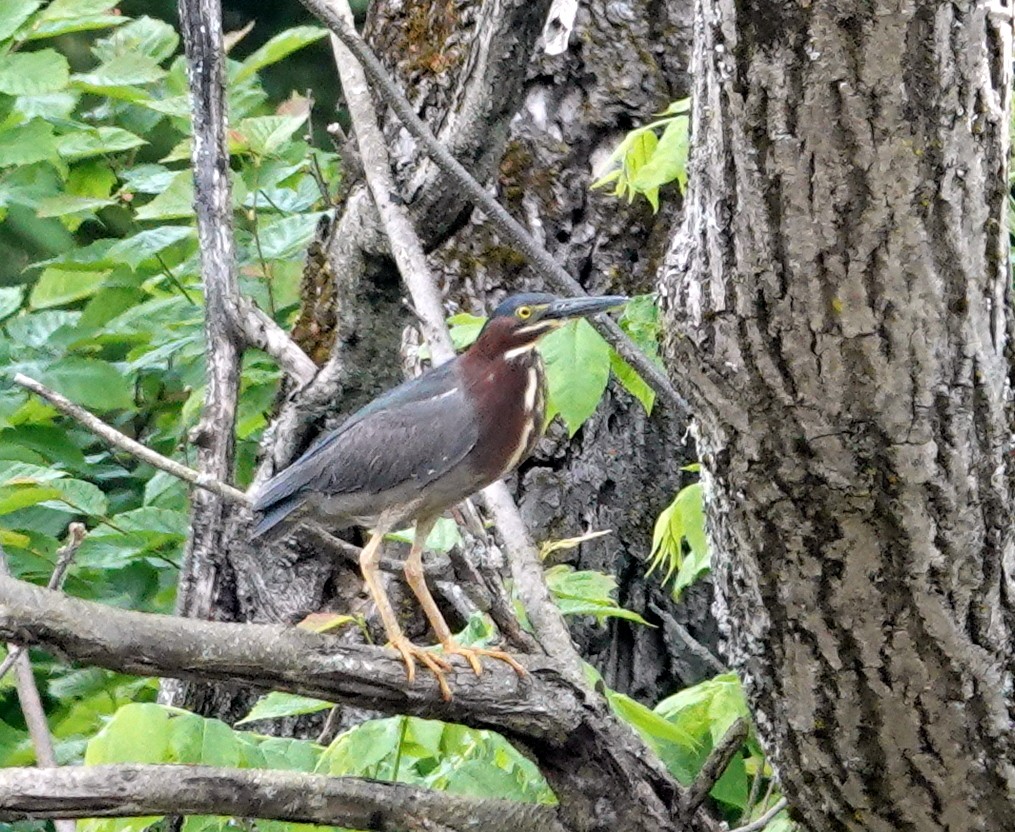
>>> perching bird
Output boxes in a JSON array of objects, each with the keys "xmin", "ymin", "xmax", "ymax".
[{"xmin": 250, "ymin": 292, "xmax": 627, "ymax": 697}]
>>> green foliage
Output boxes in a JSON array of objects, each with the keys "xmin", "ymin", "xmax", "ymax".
[
  {"xmin": 592, "ymin": 99, "xmax": 690, "ymax": 211},
  {"xmin": 648, "ymin": 474, "xmax": 710, "ymax": 599},
  {"xmin": 544, "ymin": 564, "xmax": 650, "ymax": 625},
  {"xmin": 317, "ymin": 715, "xmax": 554, "ymax": 804},
  {"xmin": 0, "ymin": 1, "xmax": 333, "ymax": 779},
  {"xmin": 446, "ymin": 294, "xmax": 664, "ymax": 434}
]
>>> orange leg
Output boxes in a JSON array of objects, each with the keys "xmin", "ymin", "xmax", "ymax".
[
  {"xmin": 359, "ymin": 527, "xmax": 452, "ymax": 699},
  {"xmin": 403, "ymin": 517, "xmax": 526, "ymax": 685}
]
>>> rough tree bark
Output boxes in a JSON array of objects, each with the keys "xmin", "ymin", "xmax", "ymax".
[{"xmin": 660, "ymin": 1, "xmax": 1015, "ymax": 830}]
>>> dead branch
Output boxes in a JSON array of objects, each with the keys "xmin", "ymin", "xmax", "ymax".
[
  {"xmin": 13, "ymin": 374, "xmax": 249, "ymax": 506},
  {"xmin": 297, "ymin": 0, "xmax": 689, "ymax": 416},
  {"xmin": 0, "ymin": 764, "xmax": 566, "ymax": 832},
  {"xmin": 0, "ymin": 574, "xmax": 715, "ymax": 832},
  {"xmin": 236, "ymin": 294, "xmax": 318, "ymax": 385},
  {"xmin": 0, "ymin": 542, "xmax": 81, "ymax": 832},
  {"xmin": 0, "ymin": 523, "xmax": 84, "ymax": 684},
  {"xmin": 0, "ymin": 574, "xmax": 576, "ymax": 741}
]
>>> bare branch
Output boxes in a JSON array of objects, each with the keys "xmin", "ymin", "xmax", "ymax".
[
  {"xmin": 297, "ymin": 0, "xmax": 689, "ymax": 416},
  {"xmin": 329, "ymin": 3, "xmax": 454, "ymax": 363},
  {"xmin": 0, "ymin": 574, "xmax": 579, "ymax": 742},
  {"xmin": 730, "ymin": 798, "xmax": 789, "ymax": 832},
  {"xmin": 325, "ymin": 0, "xmax": 583, "ymax": 681},
  {"xmin": 679, "ymin": 717, "xmax": 750, "ymax": 819},
  {"xmin": 0, "ymin": 764, "xmax": 567, "ymax": 832},
  {"xmin": 0, "ymin": 545, "xmax": 79, "ymax": 832},
  {"xmin": 13, "ymin": 374, "xmax": 249, "ymax": 507},
  {"xmin": 0, "ymin": 523, "xmax": 84, "ymax": 684},
  {"xmin": 236, "ymin": 295, "xmax": 318, "ymax": 386},
  {"xmin": 173, "ymin": 0, "xmax": 244, "ymax": 666}
]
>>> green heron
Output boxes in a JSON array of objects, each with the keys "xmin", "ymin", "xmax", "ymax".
[{"xmin": 251, "ymin": 292, "xmax": 627, "ymax": 697}]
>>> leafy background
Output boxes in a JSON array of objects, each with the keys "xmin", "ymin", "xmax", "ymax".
[{"xmin": 0, "ymin": 3, "xmax": 792, "ymax": 832}]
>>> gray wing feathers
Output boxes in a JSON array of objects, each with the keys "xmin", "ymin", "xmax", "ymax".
[{"xmin": 251, "ymin": 385, "xmax": 478, "ymax": 524}]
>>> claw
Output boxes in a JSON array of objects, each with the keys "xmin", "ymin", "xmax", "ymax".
[
  {"xmin": 440, "ymin": 641, "xmax": 527, "ymax": 678},
  {"xmin": 390, "ymin": 636, "xmax": 453, "ymax": 700}
]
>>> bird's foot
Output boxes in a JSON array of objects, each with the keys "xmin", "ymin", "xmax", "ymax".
[
  {"xmin": 439, "ymin": 640, "xmax": 527, "ymax": 678},
  {"xmin": 390, "ymin": 636, "xmax": 454, "ymax": 701}
]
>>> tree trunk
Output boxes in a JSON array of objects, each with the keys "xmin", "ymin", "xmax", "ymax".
[{"xmin": 660, "ymin": 2, "xmax": 1015, "ymax": 830}]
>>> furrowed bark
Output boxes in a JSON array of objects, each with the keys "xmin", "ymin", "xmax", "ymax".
[
  {"xmin": 169, "ymin": 0, "xmax": 243, "ymax": 712},
  {"xmin": 661, "ymin": 1, "xmax": 1015, "ymax": 830}
]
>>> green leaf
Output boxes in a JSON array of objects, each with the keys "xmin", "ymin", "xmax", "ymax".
[
  {"xmin": 609, "ymin": 351, "xmax": 654, "ymax": 414},
  {"xmin": 92, "ymin": 16, "xmax": 179, "ymax": 64},
  {"xmin": 252, "ymin": 212, "xmax": 327, "ymax": 260},
  {"xmin": 35, "ymin": 194, "xmax": 114, "ymax": 220},
  {"xmin": 0, "ymin": 119, "xmax": 59, "ymax": 167},
  {"xmin": 387, "ymin": 516, "xmax": 462, "ymax": 553},
  {"xmin": 233, "ymin": 115, "xmax": 308, "ymax": 157},
  {"xmin": 234, "ymin": 26, "xmax": 328, "ymax": 83},
  {"xmin": 608, "ymin": 690, "xmax": 697, "ymax": 748},
  {"xmin": 648, "ymin": 481, "xmax": 708, "ymax": 597},
  {"xmin": 5, "ymin": 309, "xmax": 78, "ymax": 348},
  {"xmin": 0, "ymin": 287, "xmax": 24, "ymax": 321},
  {"xmin": 36, "ymin": 357, "xmax": 133, "ymax": 411},
  {"xmin": 0, "ymin": 0, "xmax": 40, "ymax": 41},
  {"xmin": 539, "ymin": 318, "xmax": 611, "ymax": 435},
  {"xmin": 0, "ymin": 49, "xmax": 69, "ymax": 95},
  {"xmin": 237, "ymin": 692, "xmax": 332, "ymax": 725},
  {"xmin": 133, "ymin": 171, "xmax": 193, "ymax": 221},
  {"xmin": 22, "ymin": 0, "xmax": 124, "ymax": 41},
  {"xmin": 72, "ymin": 53, "xmax": 165, "ymax": 101},
  {"xmin": 447, "ymin": 313, "xmax": 485, "ymax": 350},
  {"xmin": 545, "ymin": 565, "xmax": 650, "ymax": 625},
  {"xmin": 318, "ymin": 717, "xmax": 403, "ymax": 776},
  {"xmin": 108, "ymin": 227, "xmax": 193, "ymax": 270},
  {"xmin": 85, "ymin": 702, "xmax": 171, "ymax": 764},
  {"xmin": 0, "ymin": 485, "xmax": 63, "ymax": 515},
  {"xmin": 631, "ymin": 116, "xmax": 689, "ymax": 196},
  {"xmin": 41, "ymin": 476, "xmax": 108, "ymax": 517},
  {"xmin": 30, "ymin": 267, "xmax": 109, "ymax": 308},
  {"xmin": 56, "ymin": 126, "xmax": 146, "ymax": 161}
]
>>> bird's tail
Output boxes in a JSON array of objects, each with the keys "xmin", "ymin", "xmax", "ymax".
[{"xmin": 250, "ymin": 492, "xmax": 304, "ymax": 541}]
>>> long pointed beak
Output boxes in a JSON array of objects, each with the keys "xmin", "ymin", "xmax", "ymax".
[{"xmin": 543, "ymin": 295, "xmax": 628, "ymax": 320}]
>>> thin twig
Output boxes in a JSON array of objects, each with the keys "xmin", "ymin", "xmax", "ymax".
[
  {"xmin": 730, "ymin": 798, "xmax": 789, "ymax": 832},
  {"xmin": 298, "ymin": 0, "xmax": 689, "ymax": 416},
  {"xmin": 327, "ymin": 4, "xmax": 453, "ymax": 363},
  {"xmin": 680, "ymin": 717, "xmax": 750, "ymax": 819},
  {"xmin": 0, "ymin": 542, "xmax": 81, "ymax": 832},
  {"xmin": 13, "ymin": 374, "xmax": 250, "ymax": 506},
  {"xmin": 742, "ymin": 750, "xmax": 766, "ymax": 823},
  {"xmin": 316, "ymin": 706, "xmax": 341, "ymax": 745},
  {"xmin": 0, "ymin": 524, "xmax": 85, "ymax": 684},
  {"xmin": 326, "ymin": 2, "xmax": 582, "ymax": 678}
]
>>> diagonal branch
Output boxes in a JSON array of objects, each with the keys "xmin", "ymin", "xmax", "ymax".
[
  {"xmin": 297, "ymin": 0, "xmax": 689, "ymax": 416},
  {"xmin": 0, "ymin": 764, "xmax": 567, "ymax": 832},
  {"xmin": 326, "ymin": 0, "xmax": 582, "ymax": 681},
  {"xmin": 236, "ymin": 295, "xmax": 318, "ymax": 385}
]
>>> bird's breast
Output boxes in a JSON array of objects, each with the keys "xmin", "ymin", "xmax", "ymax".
[{"xmin": 466, "ymin": 354, "xmax": 546, "ymax": 483}]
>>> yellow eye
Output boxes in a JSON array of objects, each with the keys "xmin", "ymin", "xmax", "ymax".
[{"xmin": 517, "ymin": 306, "xmax": 532, "ymax": 320}]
